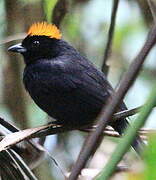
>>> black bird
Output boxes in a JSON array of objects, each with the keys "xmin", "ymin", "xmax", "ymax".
[{"xmin": 8, "ymin": 22, "xmax": 143, "ymax": 152}]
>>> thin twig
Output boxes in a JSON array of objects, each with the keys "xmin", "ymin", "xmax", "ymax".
[
  {"xmin": 52, "ymin": 0, "xmax": 68, "ymax": 27},
  {"xmin": 68, "ymin": 24, "xmax": 156, "ymax": 180},
  {"xmin": 37, "ymin": 145, "xmax": 66, "ymax": 179},
  {"xmin": 0, "ymin": 117, "xmax": 20, "ymax": 132},
  {"xmin": 114, "ymin": 106, "xmax": 141, "ymax": 119},
  {"xmin": 81, "ymin": 127, "xmax": 147, "ymax": 140},
  {"xmin": 101, "ymin": 0, "xmax": 119, "ymax": 75},
  {"xmin": 147, "ymin": 0, "xmax": 156, "ymax": 22},
  {"xmin": 115, "ymin": 165, "xmax": 130, "ymax": 173}
]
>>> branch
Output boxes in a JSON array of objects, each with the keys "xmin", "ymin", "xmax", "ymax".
[
  {"xmin": 101, "ymin": 0, "xmax": 119, "ymax": 75},
  {"xmin": 114, "ymin": 106, "xmax": 141, "ymax": 119},
  {"xmin": 147, "ymin": 0, "xmax": 156, "ymax": 22},
  {"xmin": 68, "ymin": 24, "xmax": 156, "ymax": 180},
  {"xmin": 0, "ymin": 124, "xmax": 146, "ymax": 152},
  {"xmin": 81, "ymin": 127, "xmax": 147, "ymax": 140},
  {"xmin": 0, "ymin": 104, "xmax": 147, "ymax": 152},
  {"xmin": 0, "ymin": 117, "xmax": 153, "ymax": 153},
  {"xmin": 52, "ymin": 0, "xmax": 68, "ymax": 27}
]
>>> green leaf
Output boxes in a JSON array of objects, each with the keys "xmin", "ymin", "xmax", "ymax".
[{"xmin": 144, "ymin": 133, "xmax": 156, "ymax": 180}]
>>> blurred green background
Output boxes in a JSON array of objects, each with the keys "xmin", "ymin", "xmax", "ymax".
[{"xmin": 0, "ymin": 0, "xmax": 156, "ymax": 179}]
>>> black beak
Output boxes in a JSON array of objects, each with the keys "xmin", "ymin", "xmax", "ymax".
[{"xmin": 8, "ymin": 43, "xmax": 27, "ymax": 53}]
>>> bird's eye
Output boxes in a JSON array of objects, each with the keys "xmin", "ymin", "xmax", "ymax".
[{"xmin": 32, "ymin": 40, "xmax": 40, "ymax": 47}]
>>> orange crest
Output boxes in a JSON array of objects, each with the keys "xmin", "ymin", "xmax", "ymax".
[{"xmin": 27, "ymin": 22, "xmax": 62, "ymax": 39}]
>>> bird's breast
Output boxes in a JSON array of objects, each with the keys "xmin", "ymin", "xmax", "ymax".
[{"xmin": 23, "ymin": 64, "xmax": 78, "ymax": 119}]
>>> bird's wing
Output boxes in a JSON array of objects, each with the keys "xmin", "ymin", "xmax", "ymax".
[{"xmin": 54, "ymin": 62, "xmax": 113, "ymax": 108}]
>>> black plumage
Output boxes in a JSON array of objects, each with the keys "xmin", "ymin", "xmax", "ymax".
[{"xmin": 8, "ymin": 34, "xmax": 143, "ymax": 152}]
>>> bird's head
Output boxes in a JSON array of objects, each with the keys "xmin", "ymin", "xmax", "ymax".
[{"xmin": 8, "ymin": 22, "xmax": 62, "ymax": 65}]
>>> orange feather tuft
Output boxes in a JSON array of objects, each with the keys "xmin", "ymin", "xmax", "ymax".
[{"xmin": 27, "ymin": 22, "xmax": 62, "ymax": 39}]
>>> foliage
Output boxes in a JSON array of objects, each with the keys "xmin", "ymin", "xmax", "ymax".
[{"xmin": 0, "ymin": 0, "xmax": 156, "ymax": 180}]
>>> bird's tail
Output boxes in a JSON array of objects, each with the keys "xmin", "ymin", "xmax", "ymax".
[{"xmin": 111, "ymin": 118, "xmax": 144, "ymax": 154}]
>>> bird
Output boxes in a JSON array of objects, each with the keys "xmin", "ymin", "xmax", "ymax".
[{"xmin": 8, "ymin": 22, "xmax": 143, "ymax": 152}]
